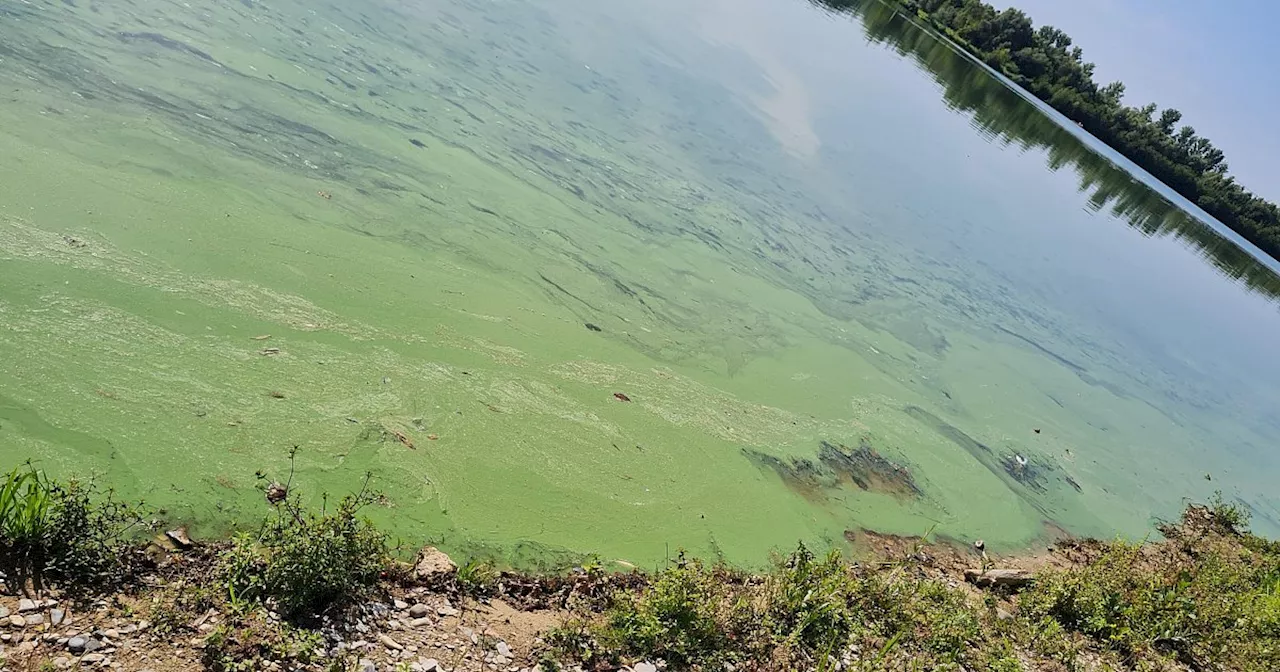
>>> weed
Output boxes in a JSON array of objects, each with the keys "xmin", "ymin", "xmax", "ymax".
[
  {"xmin": 457, "ymin": 558, "xmax": 499, "ymax": 596},
  {"xmin": 202, "ymin": 612, "xmax": 325, "ymax": 672}
]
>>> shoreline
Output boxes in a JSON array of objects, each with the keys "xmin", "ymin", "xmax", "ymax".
[{"xmin": 1, "ymin": 475, "xmax": 1271, "ymax": 671}]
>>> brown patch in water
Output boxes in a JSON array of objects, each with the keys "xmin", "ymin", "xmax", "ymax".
[
  {"xmin": 820, "ymin": 440, "xmax": 921, "ymax": 499},
  {"xmin": 744, "ymin": 439, "xmax": 921, "ymax": 501}
]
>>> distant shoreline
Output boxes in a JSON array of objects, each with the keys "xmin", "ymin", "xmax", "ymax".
[{"xmin": 817, "ymin": 0, "xmax": 1280, "ymax": 268}]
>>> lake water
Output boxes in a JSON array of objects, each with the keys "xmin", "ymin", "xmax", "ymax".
[{"xmin": 2, "ymin": 0, "xmax": 1278, "ymax": 567}]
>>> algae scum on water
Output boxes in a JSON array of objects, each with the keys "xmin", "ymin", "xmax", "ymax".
[{"xmin": 3, "ymin": 0, "xmax": 1280, "ymax": 567}]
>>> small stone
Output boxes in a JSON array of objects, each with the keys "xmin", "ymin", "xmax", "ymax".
[
  {"xmin": 82, "ymin": 653, "xmax": 107, "ymax": 664},
  {"xmin": 103, "ymin": 629, "xmax": 120, "ymax": 640},
  {"xmin": 83, "ymin": 638, "xmax": 105, "ymax": 653},
  {"xmin": 68, "ymin": 636, "xmax": 88, "ymax": 653},
  {"xmin": 7, "ymin": 614, "xmax": 23, "ymax": 628},
  {"xmin": 357, "ymin": 658, "xmax": 377, "ymax": 672},
  {"xmin": 437, "ymin": 605, "xmax": 459, "ymax": 617},
  {"xmin": 117, "ymin": 624, "xmax": 137, "ymax": 635},
  {"xmin": 50, "ymin": 608, "xmax": 66, "ymax": 625},
  {"xmin": 420, "ymin": 659, "xmax": 440, "ymax": 671},
  {"xmin": 24, "ymin": 613, "xmax": 44, "ymax": 626},
  {"xmin": 17, "ymin": 599, "xmax": 38, "ymax": 613},
  {"xmin": 409, "ymin": 617, "xmax": 432, "ymax": 628},
  {"xmin": 496, "ymin": 642, "xmax": 512, "ymax": 658},
  {"xmin": 379, "ymin": 633, "xmax": 403, "ymax": 651},
  {"xmin": 394, "ymin": 599, "xmax": 409, "ymax": 610},
  {"xmin": 634, "ymin": 663, "xmax": 658, "ymax": 672},
  {"xmin": 0, "ymin": 606, "xmax": 8, "ymax": 618},
  {"xmin": 165, "ymin": 527, "xmax": 192, "ymax": 547},
  {"xmin": 53, "ymin": 657, "xmax": 71, "ymax": 669},
  {"xmin": 408, "ymin": 604, "xmax": 431, "ymax": 618}
]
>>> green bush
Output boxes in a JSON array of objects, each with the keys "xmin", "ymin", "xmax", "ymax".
[
  {"xmin": 599, "ymin": 554, "xmax": 731, "ymax": 669},
  {"xmin": 221, "ymin": 470, "xmax": 389, "ymax": 620},
  {"xmin": 1020, "ymin": 536, "xmax": 1280, "ymax": 670},
  {"xmin": 762, "ymin": 545, "xmax": 856, "ymax": 660},
  {"xmin": 0, "ymin": 463, "xmax": 148, "ymax": 591}
]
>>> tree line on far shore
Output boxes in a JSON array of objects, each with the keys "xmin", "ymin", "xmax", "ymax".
[{"xmin": 818, "ymin": 0, "xmax": 1280, "ymax": 262}]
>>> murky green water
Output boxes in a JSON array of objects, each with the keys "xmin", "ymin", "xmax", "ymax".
[{"xmin": 2, "ymin": 0, "xmax": 1278, "ymax": 567}]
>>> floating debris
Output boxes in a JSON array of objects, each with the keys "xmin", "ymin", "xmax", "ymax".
[
  {"xmin": 317, "ymin": 190, "xmax": 332, "ymax": 200},
  {"xmin": 268, "ymin": 390, "xmax": 286, "ymax": 399},
  {"xmin": 251, "ymin": 334, "xmax": 272, "ymax": 341},
  {"xmin": 392, "ymin": 430, "xmax": 415, "ymax": 450},
  {"xmin": 260, "ymin": 347, "xmax": 281, "ymax": 356},
  {"xmin": 427, "ymin": 434, "xmax": 439, "ymax": 441},
  {"xmin": 584, "ymin": 323, "xmax": 603, "ymax": 332},
  {"xmin": 266, "ymin": 481, "xmax": 288, "ymax": 504},
  {"xmin": 613, "ymin": 392, "xmax": 631, "ymax": 402},
  {"xmin": 1033, "ymin": 428, "xmax": 1042, "ymax": 434}
]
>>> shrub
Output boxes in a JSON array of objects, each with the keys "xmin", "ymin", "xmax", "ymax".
[{"xmin": 220, "ymin": 463, "xmax": 389, "ymax": 620}]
